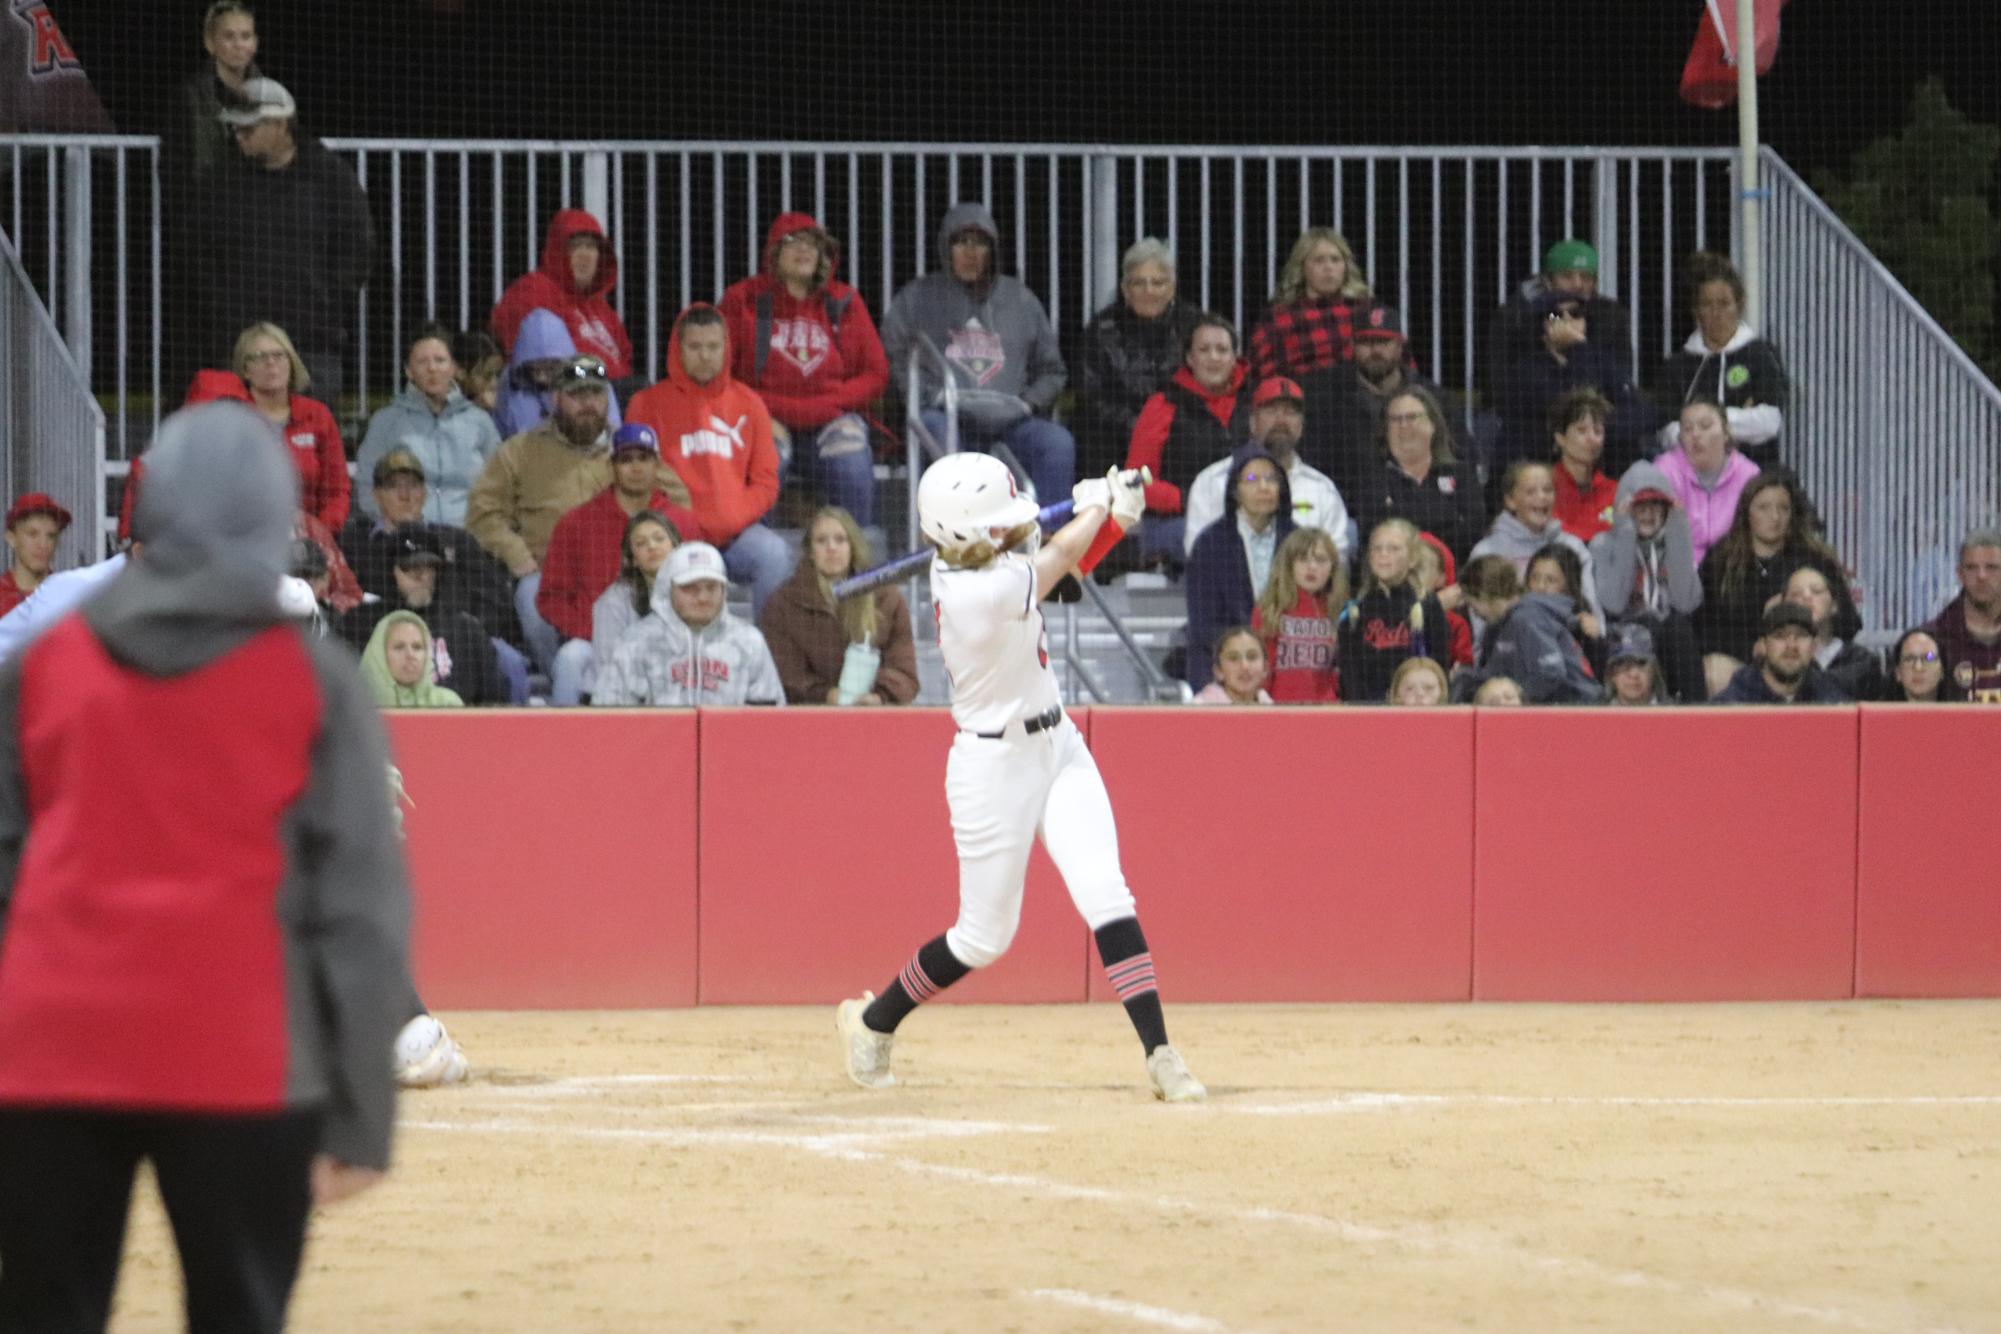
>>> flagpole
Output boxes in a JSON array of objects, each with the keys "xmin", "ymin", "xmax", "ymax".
[{"xmin": 1736, "ymin": 0, "xmax": 1762, "ymax": 329}]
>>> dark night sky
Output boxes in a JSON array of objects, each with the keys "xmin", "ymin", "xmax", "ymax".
[{"xmin": 47, "ymin": 0, "xmax": 2001, "ymax": 184}]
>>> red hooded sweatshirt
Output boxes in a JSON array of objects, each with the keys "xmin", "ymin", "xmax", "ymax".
[
  {"xmin": 717, "ymin": 213, "xmax": 890, "ymax": 431},
  {"xmin": 490, "ymin": 209, "xmax": 635, "ymax": 380},
  {"xmin": 625, "ymin": 307, "xmax": 781, "ymax": 546}
]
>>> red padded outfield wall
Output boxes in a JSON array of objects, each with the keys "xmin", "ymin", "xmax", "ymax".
[{"xmin": 383, "ymin": 705, "xmax": 1996, "ymax": 1008}]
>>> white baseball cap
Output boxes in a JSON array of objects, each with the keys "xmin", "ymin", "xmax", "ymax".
[
  {"xmin": 663, "ymin": 541, "xmax": 728, "ymax": 587},
  {"xmin": 218, "ymin": 78, "xmax": 297, "ymax": 127}
]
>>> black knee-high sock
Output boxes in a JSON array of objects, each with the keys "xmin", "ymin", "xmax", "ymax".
[
  {"xmin": 1095, "ymin": 917, "xmax": 1169, "ymax": 1054},
  {"xmin": 862, "ymin": 934, "xmax": 972, "ymax": 1034}
]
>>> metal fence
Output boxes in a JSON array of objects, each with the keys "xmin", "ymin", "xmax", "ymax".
[
  {"xmin": 0, "ymin": 227, "xmax": 105, "ymax": 567},
  {"xmin": 1760, "ymin": 149, "xmax": 2001, "ymax": 640},
  {"xmin": 1, "ymin": 134, "xmax": 1995, "ymax": 637}
]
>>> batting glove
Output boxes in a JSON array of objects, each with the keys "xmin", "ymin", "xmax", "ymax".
[
  {"xmin": 1072, "ymin": 477, "xmax": 1112, "ymax": 513},
  {"xmin": 1107, "ymin": 465, "xmax": 1147, "ymax": 528}
]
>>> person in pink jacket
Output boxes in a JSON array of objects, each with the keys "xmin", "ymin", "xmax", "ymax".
[
  {"xmin": 719, "ymin": 213, "xmax": 890, "ymax": 527},
  {"xmin": 1651, "ymin": 395, "xmax": 1761, "ymax": 565},
  {"xmin": 490, "ymin": 209, "xmax": 635, "ymax": 382}
]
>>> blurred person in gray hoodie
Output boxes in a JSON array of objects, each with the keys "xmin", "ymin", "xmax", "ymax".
[
  {"xmin": 0, "ymin": 401, "xmax": 410, "ymax": 1332},
  {"xmin": 592, "ymin": 541, "xmax": 783, "ymax": 708},
  {"xmin": 881, "ymin": 202, "xmax": 1075, "ymax": 503}
]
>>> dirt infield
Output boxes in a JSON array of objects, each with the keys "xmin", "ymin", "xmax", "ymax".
[{"xmin": 108, "ymin": 1001, "xmax": 2001, "ymax": 1333}]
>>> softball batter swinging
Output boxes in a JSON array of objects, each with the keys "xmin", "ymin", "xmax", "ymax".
[{"xmin": 836, "ymin": 453, "xmax": 1205, "ymax": 1102}]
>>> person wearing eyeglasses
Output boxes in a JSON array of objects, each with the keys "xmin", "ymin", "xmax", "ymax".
[
  {"xmin": 1880, "ymin": 629, "xmax": 1955, "ymax": 703},
  {"xmin": 1348, "ymin": 384, "xmax": 1486, "ymax": 566},
  {"xmin": 1183, "ymin": 445, "xmax": 1296, "ymax": 689},
  {"xmin": 229, "ymin": 322, "xmax": 349, "ymax": 531},
  {"xmin": 467, "ymin": 355, "xmax": 685, "ymax": 678},
  {"xmin": 1309, "ymin": 304, "xmax": 1451, "ymax": 505},
  {"xmin": 1072, "ymin": 238, "xmax": 1203, "ymax": 483}
]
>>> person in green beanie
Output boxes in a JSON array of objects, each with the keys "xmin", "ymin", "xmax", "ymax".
[{"xmin": 1484, "ymin": 238, "xmax": 1635, "ymax": 391}]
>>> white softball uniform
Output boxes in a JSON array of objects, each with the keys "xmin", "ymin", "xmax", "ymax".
[{"xmin": 930, "ymin": 553, "xmax": 1136, "ymax": 968}]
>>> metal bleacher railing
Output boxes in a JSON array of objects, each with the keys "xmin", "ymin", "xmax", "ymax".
[
  {"xmin": 1, "ymin": 136, "xmax": 1995, "ymax": 644},
  {"xmin": 0, "ymin": 225, "xmax": 103, "ymax": 572}
]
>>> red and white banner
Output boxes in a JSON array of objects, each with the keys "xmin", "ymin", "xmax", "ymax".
[
  {"xmin": 1, "ymin": 2, "xmax": 112, "ymax": 132},
  {"xmin": 1680, "ymin": 0, "xmax": 1787, "ymax": 110}
]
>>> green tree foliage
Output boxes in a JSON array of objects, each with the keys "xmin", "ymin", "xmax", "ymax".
[{"xmin": 1816, "ymin": 79, "xmax": 1999, "ymax": 373}]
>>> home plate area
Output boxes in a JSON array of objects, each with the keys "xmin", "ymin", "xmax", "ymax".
[{"xmin": 105, "ymin": 1003, "xmax": 2001, "ymax": 1332}]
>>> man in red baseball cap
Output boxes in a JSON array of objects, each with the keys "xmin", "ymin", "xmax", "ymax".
[
  {"xmin": 1180, "ymin": 375, "xmax": 1351, "ymax": 560},
  {"xmin": 0, "ymin": 494, "xmax": 73, "ymax": 616}
]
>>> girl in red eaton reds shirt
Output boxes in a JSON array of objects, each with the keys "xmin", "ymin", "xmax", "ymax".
[{"xmin": 1252, "ymin": 526, "xmax": 1347, "ymax": 703}]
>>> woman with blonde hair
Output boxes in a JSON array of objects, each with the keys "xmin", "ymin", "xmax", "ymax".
[
  {"xmin": 759, "ymin": 506, "xmax": 919, "ymax": 705},
  {"xmin": 233, "ymin": 321, "xmax": 350, "ymax": 530},
  {"xmin": 1251, "ymin": 526, "xmax": 1347, "ymax": 703},
  {"xmin": 1247, "ymin": 228, "xmax": 1376, "ymax": 382}
]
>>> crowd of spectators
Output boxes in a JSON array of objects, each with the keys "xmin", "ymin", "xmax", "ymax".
[{"xmin": 4, "ymin": 0, "xmax": 1994, "ymax": 714}]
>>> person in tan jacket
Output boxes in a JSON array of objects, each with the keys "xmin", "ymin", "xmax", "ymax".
[
  {"xmin": 757, "ymin": 507, "xmax": 918, "ymax": 705},
  {"xmin": 466, "ymin": 355, "xmax": 687, "ymax": 675}
]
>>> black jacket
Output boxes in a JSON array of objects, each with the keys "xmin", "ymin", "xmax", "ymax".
[
  {"xmin": 1494, "ymin": 340, "xmax": 1653, "ymax": 472},
  {"xmin": 1335, "ymin": 585, "xmax": 1453, "ymax": 704},
  {"xmin": 190, "ymin": 135, "xmax": 375, "ymax": 361},
  {"xmin": 1347, "ymin": 456, "xmax": 1488, "ymax": 567},
  {"xmin": 1072, "ymin": 299, "xmax": 1202, "ymax": 471},
  {"xmin": 339, "ymin": 516, "xmax": 520, "ymax": 645},
  {"xmin": 1486, "ymin": 284, "xmax": 1635, "ymax": 392},
  {"xmin": 1694, "ymin": 544, "xmax": 1858, "ymax": 660}
]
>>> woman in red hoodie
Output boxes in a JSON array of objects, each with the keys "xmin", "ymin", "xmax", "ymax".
[
  {"xmin": 719, "ymin": 214, "xmax": 890, "ymax": 527},
  {"xmin": 625, "ymin": 305, "xmax": 791, "ymax": 614},
  {"xmin": 1251, "ymin": 526, "xmax": 1347, "ymax": 703},
  {"xmin": 490, "ymin": 209, "xmax": 635, "ymax": 382},
  {"xmin": 1124, "ymin": 313, "xmax": 1246, "ymax": 562}
]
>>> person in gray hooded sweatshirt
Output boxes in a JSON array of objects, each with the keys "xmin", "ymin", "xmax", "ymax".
[
  {"xmin": 0, "ymin": 400, "xmax": 412, "ymax": 1333},
  {"xmin": 592, "ymin": 540, "xmax": 784, "ymax": 708},
  {"xmin": 1588, "ymin": 457, "xmax": 1706, "ymax": 701},
  {"xmin": 881, "ymin": 201, "xmax": 1075, "ymax": 504}
]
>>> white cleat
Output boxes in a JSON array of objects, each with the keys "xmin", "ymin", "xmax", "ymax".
[
  {"xmin": 836, "ymin": 992, "xmax": 896, "ymax": 1089},
  {"xmin": 394, "ymin": 1014, "xmax": 471, "ymax": 1089},
  {"xmin": 1146, "ymin": 1044, "xmax": 1206, "ymax": 1103}
]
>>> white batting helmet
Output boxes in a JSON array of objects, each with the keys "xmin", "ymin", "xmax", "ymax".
[{"xmin": 918, "ymin": 452, "xmax": 1039, "ymax": 554}]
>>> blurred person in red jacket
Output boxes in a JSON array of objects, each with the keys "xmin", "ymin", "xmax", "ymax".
[
  {"xmin": 719, "ymin": 214, "xmax": 889, "ymax": 528},
  {"xmin": 626, "ymin": 305, "xmax": 789, "ymax": 614},
  {"xmin": 490, "ymin": 209, "xmax": 634, "ymax": 384},
  {"xmin": 0, "ymin": 493, "xmax": 72, "ymax": 616}
]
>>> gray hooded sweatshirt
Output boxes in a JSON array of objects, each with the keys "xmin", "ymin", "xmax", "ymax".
[
  {"xmin": 1469, "ymin": 511, "xmax": 1605, "ymax": 622},
  {"xmin": 880, "ymin": 201, "xmax": 1068, "ymax": 434},
  {"xmin": 1588, "ymin": 459, "xmax": 1702, "ymax": 619},
  {"xmin": 0, "ymin": 401, "xmax": 413, "ymax": 1171},
  {"xmin": 593, "ymin": 570, "xmax": 784, "ymax": 708}
]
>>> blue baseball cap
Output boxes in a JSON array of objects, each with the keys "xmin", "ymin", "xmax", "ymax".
[{"xmin": 612, "ymin": 423, "xmax": 659, "ymax": 457}]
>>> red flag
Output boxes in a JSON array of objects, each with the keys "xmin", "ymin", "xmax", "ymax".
[{"xmin": 1680, "ymin": 0, "xmax": 1786, "ymax": 110}]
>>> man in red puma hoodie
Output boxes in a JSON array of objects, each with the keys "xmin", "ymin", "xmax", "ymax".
[
  {"xmin": 626, "ymin": 305, "xmax": 789, "ymax": 614},
  {"xmin": 719, "ymin": 214, "xmax": 890, "ymax": 527},
  {"xmin": 489, "ymin": 209, "xmax": 635, "ymax": 382}
]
